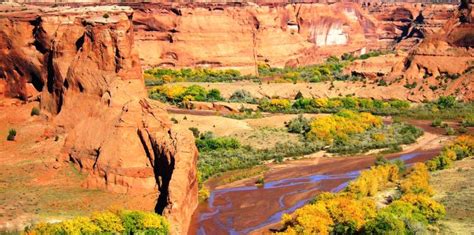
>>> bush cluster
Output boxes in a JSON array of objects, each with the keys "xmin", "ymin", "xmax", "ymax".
[
  {"xmin": 144, "ymin": 67, "xmax": 254, "ymax": 84},
  {"xmin": 461, "ymin": 114, "xmax": 474, "ymax": 127},
  {"xmin": 426, "ymin": 135, "xmax": 474, "ymax": 171},
  {"xmin": 277, "ymin": 163, "xmax": 445, "ymax": 235},
  {"xmin": 257, "ymin": 57, "xmax": 347, "ymax": 83},
  {"xmin": 195, "ymin": 131, "xmax": 241, "ymax": 152},
  {"xmin": 306, "ymin": 110, "xmax": 382, "ymax": 143},
  {"xmin": 259, "ymin": 96, "xmax": 410, "ymax": 115},
  {"xmin": 224, "ymin": 109, "xmax": 263, "ymax": 120},
  {"xmin": 402, "ymin": 96, "xmax": 474, "ymax": 120},
  {"xmin": 286, "ymin": 114, "xmax": 311, "ymax": 134},
  {"xmin": 25, "ymin": 210, "xmax": 169, "ymax": 235},
  {"xmin": 197, "ymin": 112, "xmax": 422, "ymax": 183},
  {"xmin": 283, "ymin": 113, "xmax": 422, "ymax": 155},
  {"xmin": 198, "ymin": 139, "xmax": 323, "ymax": 182},
  {"xmin": 149, "ymin": 85, "xmax": 224, "ymax": 104},
  {"xmin": 346, "ymin": 164, "xmax": 399, "ymax": 198},
  {"xmin": 229, "ymin": 89, "xmax": 258, "ymax": 104},
  {"xmin": 342, "ymin": 50, "xmax": 392, "ymax": 61},
  {"xmin": 399, "ymin": 163, "xmax": 433, "ymax": 196},
  {"xmin": 144, "ymin": 51, "xmax": 389, "ymax": 85}
]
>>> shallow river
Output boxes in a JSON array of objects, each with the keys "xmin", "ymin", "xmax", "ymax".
[{"xmin": 189, "ymin": 149, "xmax": 439, "ymax": 235}]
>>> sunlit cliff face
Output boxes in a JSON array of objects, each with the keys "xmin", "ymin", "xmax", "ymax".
[{"xmin": 313, "ymin": 21, "xmax": 349, "ymax": 46}]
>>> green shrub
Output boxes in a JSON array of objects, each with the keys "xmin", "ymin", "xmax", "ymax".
[
  {"xmin": 400, "ymin": 101, "xmax": 474, "ymax": 120},
  {"xmin": 198, "ymin": 141, "xmax": 323, "ymax": 182},
  {"xmin": 436, "ymin": 96, "xmax": 456, "ymax": 109},
  {"xmin": 294, "ymin": 91, "xmax": 304, "ymax": 100},
  {"xmin": 445, "ymin": 126, "xmax": 456, "ymax": 136},
  {"xmin": 31, "ymin": 107, "xmax": 40, "ymax": 116},
  {"xmin": 286, "ymin": 114, "xmax": 311, "ymax": 134},
  {"xmin": 431, "ymin": 118, "xmax": 442, "ymax": 127},
  {"xmin": 144, "ymin": 67, "xmax": 251, "ymax": 84},
  {"xmin": 229, "ymin": 89, "xmax": 257, "ymax": 104},
  {"xmin": 461, "ymin": 114, "xmax": 474, "ymax": 127},
  {"xmin": 224, "ymin": 110, "xmax": 263, "ymax": 120},
  {"xmin": 341, "ymin": 52, "xmax": 356, "ymax": 61},
  {"xmin": 149, "ymin": 84, "xmax": 224, "ymax": 104},
  {"xmin": 404, "ymin": 82, "xmax": 417, "ymax": 89},
  {"xmin": 382, "ymin": 201, "xmax": 428, "ymax": 225},
  {"xmin": 367, "ymin": 201, "xmax": 429, "ymax": 233},
  {"xmin": 393, "ymin": 159, "xmax": 406, "ymax": 173},
  {"xmin": 259, "ymin": 97, "xmax": 411, "ymax": 116},
  {"xmin": 207, "ymin": 89, "xmax": 223, "ymax": 102},
  {"xmin": 380, "ymin": 144, "xmax": 403, "ymax": 154},
  {"xmin": 170, "ymin": 117, "xmax": 178, "ymax": 124},
  {"xmin": 374, "ymin": 155, "xmax": 389, "ymax": 166},
  {"xmin": 458, "ymin": 126, "xmax": 468, "ymax": 134},
  {"xmin": 189, "ymin": 127, "xmax": 200, "ymax": 138},
  {"xmin": 7, "ymin": 128, "xmax": 16, "ymax": 141},
  {"xmin": 195, "ymin": 132, "xmax": 241, "ymax": 152},
  {"xmin": 400, "ymin": 194, "xmax": 446, "ymax": 223},
  {"xmin": 364, "ymin": 211, "xmax": 406, "ymax": 234},
  {"xmin": 425, "ymin": 155, "xmax": 452, "ymax": 171}
]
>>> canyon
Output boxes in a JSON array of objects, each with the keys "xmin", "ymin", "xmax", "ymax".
[{"xmin": 0, "ymin": 0, "xmax": 472, "ymax": 234}]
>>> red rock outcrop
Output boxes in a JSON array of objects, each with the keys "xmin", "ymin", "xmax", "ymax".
[
  {"xmin": 130, "ymin": 2, "xmax": 456, "ymax": 74},
  {"xmin": 0, "ymin": 5, "xmax": 198, "ymax": 234},
  {"xmin": 388, "ymin": 1, "xmax": 474, "ymax": 101}
]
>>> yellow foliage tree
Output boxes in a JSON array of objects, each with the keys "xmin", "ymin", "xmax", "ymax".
[
  {"xmin": 400, "ymin": 194, "xmax": 445, "ymax": 222},
  {"xmin": 307, "ymin": 110, "xmax": 382, "ymax": 144},
  {"xmin": 270, "ymin": 99, "xmax": 292, "ymax": 110},
  {"xmin": 312, "ymin": 98, "xmax": 329, "ymax": 108},
  {"xmin": 347, "ymin": 164, "xmax": 399, "ymax": 198},
  {"xmin": 400, "ymin": 163, "xmax": 433, "ymax": 196}
]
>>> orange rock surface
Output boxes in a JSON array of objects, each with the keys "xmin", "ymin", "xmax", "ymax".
[
  {"xmin": 0, "ymin": 5, "xmax": 198, "ymax": 234},
  {"xmin": 131, "ymin": 2, "xmax": 456, "ymax": 74}
]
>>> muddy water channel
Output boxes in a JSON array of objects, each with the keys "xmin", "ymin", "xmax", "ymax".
[
  {"xmin": 189, "ymin": 121, "xmax": 443, "ymax": 234},
  {"xmin": 189, "ymin": 149, "xmax": 440, "ymax": 235}
]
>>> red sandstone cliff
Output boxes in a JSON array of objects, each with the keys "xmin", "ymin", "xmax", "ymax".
[
  {"xmin": 0, "ymin": 5, "xmax": 198, "ymax": 234},
  {"xmin": 388, "ymin": 1, "xmax": 474, "ymax": 101},
  {"xmin": 130, "ymin": 2, "xmax": 456, "ymax": 74}
]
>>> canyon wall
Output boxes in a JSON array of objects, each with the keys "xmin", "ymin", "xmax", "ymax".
[
  {"xmin": 390, "ymin": 0, "xmax": 474, "ymax": 100},
  {"xmin": 1, "ymin": 1, "xmax": 459, "ymax": 77},
  {"xmin": 0, "ymin": 5, "xmax": 198, "ymax": 234},
  {"xmin": 131, "ymin": 2, "xmax": 456, "ymax": 74}
]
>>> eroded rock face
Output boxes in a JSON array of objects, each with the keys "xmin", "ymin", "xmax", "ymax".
[
  {"xmin": 0, "ymin": 5, "xmax": 198, "ymax": 234},
  {"xmin": 131, "ymin": 2, "xmax": 456, "ymax": 74},
  {"xmin": 388, "ymin": 2, "xmax": 474, "ymax": 101}
]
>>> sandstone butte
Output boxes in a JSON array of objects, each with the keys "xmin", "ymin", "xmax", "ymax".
[
  {"xmin": 0, "ymin": 5, "xmax": 198, "ymax": 235},
  {"xmin": 0, "ymin": 0, "xmax": 473, "ymax": 234}
]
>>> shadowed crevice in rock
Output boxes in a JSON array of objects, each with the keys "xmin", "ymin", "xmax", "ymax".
[
  {"xmin": 154, "ymin": 146, "xmax": 175, "ymax": 214},
  {"xmin": 30, "ymin": 17, "xmax": 50, "ymax": 54},
  {"xmin": 75, "ymin": 34, "xmax": 85, "ymax": 51},
  {"xmin": 45, "ymin": 51, "xmax": 64, "ymax": 113}
]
